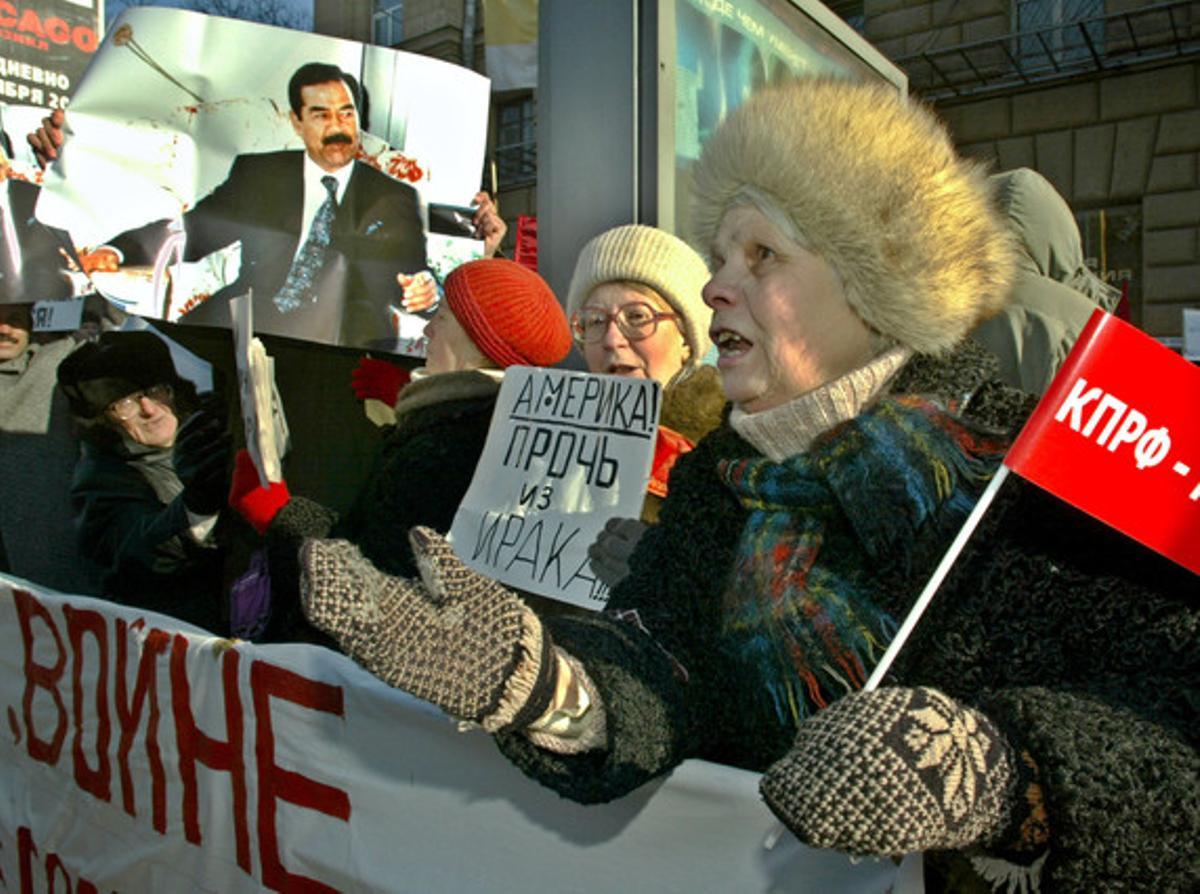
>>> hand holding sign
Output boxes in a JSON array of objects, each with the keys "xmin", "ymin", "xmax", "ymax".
[
  {"xmin": 587, "ymin": 517, "xmax": 647, "ymax": 589},
  {"xmin": 27, "ymin": 108, "xmax": 65, "ymax": 169},
  {"xmin": 351, "ymin": 356, "xmax": 410, "ymax": 405},
  {"xmin": 173, "ymin": 394, "xmax": 233, "ymax": 517},
  {"xmin": 471, "ymin": 190, "xmax": 506, "ymax": 258},
  {"xmin": 228, "ymin": 449, "xmax": 291, "ymax": 535},
  {"xmin": 398, "ymin": 270, "xmax": 439, "ymax": 314}
]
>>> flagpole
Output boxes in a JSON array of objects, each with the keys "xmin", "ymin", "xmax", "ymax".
[
  {"xmin": 764, "ymin": 463, "xmax": 1010, "ymax": 852},
  {"xmin": 864, "ymin": 464, "xmax": 1011, "ymax": 691}
]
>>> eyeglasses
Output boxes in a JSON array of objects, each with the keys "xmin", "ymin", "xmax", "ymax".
[
  {"xmin": 571, "ymin": 302, "xmax": 679, "ymax": 344},
  {"xmin": 105, "ymin": 383, "xmax": 174, "ymax": 421}
]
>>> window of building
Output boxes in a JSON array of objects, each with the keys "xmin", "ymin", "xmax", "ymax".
[
  {"xmin": 1015, "ymin": 0, "xmax": 1104, "ymax": 65},
  {"xmin": 374, "ymin": 1, "xmax": 404, "ymax": 47},
  {"xmin": 495, "ymin": 94, "xmax": 536, "ymax": 187}
]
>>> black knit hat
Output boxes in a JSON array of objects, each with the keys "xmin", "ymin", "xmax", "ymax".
[{"xmin": 58, "ymin": 330, "xmax": 182, "ymax": 420}]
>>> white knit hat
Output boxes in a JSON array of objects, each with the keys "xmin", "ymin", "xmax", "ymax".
[
  {"xmin": 566, "ymin": 225, "xmax": 713, "ymax": 377},
  {"xmin": 689, "ymin": 78, "xmax": 1016, "ymax": 355}
]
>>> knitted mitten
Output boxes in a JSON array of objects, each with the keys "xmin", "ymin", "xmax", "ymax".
[
  {"xmin": 760, "ymin": 687, "xmax": 1021, "ymax": 856},
  {"xmin": 301, "ymin": 526, "xmax": 557, "ymax": 732}
]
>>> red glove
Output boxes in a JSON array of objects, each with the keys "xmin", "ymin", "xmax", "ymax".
[
  {"xmin": 229, "ymin": 450, "xmax": 291, "ymax": 535},
  {"xmin": 351, "ymin": 357, "xmax": 410, "ymax": 406}
]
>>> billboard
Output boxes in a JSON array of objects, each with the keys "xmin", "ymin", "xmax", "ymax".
[
  {"xmin": 0, "ymin": 0, "xmax": 101, "ymax": 112},
  {"xmin": 537, "ymin": 0, "xmax": 905, "ymax": 302},
  {"xmin": 661, "ymin": 0, "xmax": 906, "ymax": 236}
]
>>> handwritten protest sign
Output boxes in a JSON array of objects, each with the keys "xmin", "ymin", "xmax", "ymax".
[
  {"xmin": 1, "ymin": 575, "xmax": 911, "ymax": 893},
  {"xmin": 449, "ymin": 367, "xmax": 660, "ymax": 610},
  {"xmin": 34, "ymin": 7, "xmax": 489, "ymax": 352}
]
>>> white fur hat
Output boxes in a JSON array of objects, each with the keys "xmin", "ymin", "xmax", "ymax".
[
  {"xmin": 689, "ymin": 78, "xmax": 1015, "ymax": 355},
  {"xmin": 567, "ymin": 225, "xmax": 713, "ymax": 377}
]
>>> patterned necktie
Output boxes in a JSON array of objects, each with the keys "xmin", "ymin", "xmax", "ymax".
[{"xmin": 273, "ymin": 174, "xmax": 338, "ymax": 314}]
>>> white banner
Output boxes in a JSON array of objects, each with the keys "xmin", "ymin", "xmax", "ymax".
[
  {"xmin": 0, "ymin": 576, "xmax": 916, "ymax": 892},
  {"xmin": 449, "ymin": 367, "xmax": 659, "ymax": 610}
]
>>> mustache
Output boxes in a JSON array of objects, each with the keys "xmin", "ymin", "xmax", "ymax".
[
  {"xmin": 0, "ymin": 333, "xmax": 22, "ymax": 344},
  {"xmin": 322, "ymin": 133, "xmax": 354, "ymax": 146}
]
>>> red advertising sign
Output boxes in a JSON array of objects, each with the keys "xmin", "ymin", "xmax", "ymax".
[
  {"xmin": 1006, "ymin": 310, "xmax": 1200, "ymax": 575},
  {"xmin": 0, "ymin": 1, "xmax": 102, "ymax": 111}
]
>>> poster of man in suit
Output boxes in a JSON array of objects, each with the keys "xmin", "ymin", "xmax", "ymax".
[{"xmin": 34, "ymin": 7, "xmax": 494, "ymax": 351}]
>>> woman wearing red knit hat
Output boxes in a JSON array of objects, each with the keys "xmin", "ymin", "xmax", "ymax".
[{"xmin": 227, "ymin": 259, "xmax": 572, "ymax": 640}]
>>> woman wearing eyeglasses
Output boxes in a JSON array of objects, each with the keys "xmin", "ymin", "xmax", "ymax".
[
  {"xmin": 566, "ymin": 225, "xmax": 726, "ymax": 586},
  {"xmin": 56, "ymin": 330, "xmax": 233, "ymax": 631}
]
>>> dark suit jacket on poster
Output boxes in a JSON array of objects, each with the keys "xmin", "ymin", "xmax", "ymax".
[
  {"xmin": 1, "ymin": 178, "xmax": 74, "ymax": 304},
  {"xmin": 110, "ymin": 151, "xmax": 428, "ymax": 347}
]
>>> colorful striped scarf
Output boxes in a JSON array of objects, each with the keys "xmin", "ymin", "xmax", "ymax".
[{"xmin": 718, "ymin": 397, "xmax": 1008, "ymax": 726}]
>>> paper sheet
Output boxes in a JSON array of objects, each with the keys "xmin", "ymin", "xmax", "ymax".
[{"xmin": 230, "ymin": 290, "xmax": 289, "ymax": 486}]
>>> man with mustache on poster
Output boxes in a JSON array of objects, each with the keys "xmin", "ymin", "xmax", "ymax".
[{"xmin": 80, "ymin": 62, "xmax": 446, "ymax": 348}]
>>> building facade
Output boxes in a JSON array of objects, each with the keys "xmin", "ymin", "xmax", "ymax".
[
  {"xmin": 313, "ymin": 0, "xmax": 534, "ymax": 256},
  {"xmin": 851, "ymin": 0, "xmax": 1200, "ymax": 340},
  {"xmin": 315, "ymin": 0, "xmax": 1199, "ymax": 340}
]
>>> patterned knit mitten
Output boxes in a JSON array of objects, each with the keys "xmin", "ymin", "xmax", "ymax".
[
  {"xmin": 300, "ymin": 527, "xmax": 557, "ymax": 732},
  {"xmin": 760, "ymin": 687, "xmax": 1019, "ymax": 856}
]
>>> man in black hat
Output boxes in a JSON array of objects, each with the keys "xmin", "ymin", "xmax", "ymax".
[{"xmin": 57, "ymin": 330, "xmax": 233, "ymax": 630}]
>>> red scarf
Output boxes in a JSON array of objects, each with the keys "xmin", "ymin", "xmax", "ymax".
[{"xmin": 648, "ymin": 425, "xmax": 695, "ymax": 498}]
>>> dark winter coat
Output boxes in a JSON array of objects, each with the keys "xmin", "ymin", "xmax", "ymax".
[
  {"xmin": 338, "ymin": 371, "xmax": 499, "ymax": 577},
  {"xmin": 494, "ymin": 350, "xmax": 1022, "ymax": 789},
  {"xmin": 70, "ymin": 438, "xmax": 224, "ymax": 631},
  {"xmin": 900, "ymin": 478, "xmax": 1197, "ymax": 892},
  {"xmin": 265, "ymin": 370, "xmax": 500, "ymax": 628},
  {"xmin": 495, "ymin": 349, "xmax": 1197, "ymax": 892}
]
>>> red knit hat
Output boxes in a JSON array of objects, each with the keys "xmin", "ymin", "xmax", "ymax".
[{"xmin": 444, "ymin": 259, "xmax": 572, "ymax": 368}]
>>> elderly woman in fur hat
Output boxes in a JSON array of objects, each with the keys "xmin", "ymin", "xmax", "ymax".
[{"xmin": 298, "ymin": 79, "xmax": 1197, "ymax": 892}]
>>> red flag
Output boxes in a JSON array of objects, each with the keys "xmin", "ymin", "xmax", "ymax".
[{"xmin": 1006, "ymin": 309, "xmax": 1200, "ymax": 575}]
